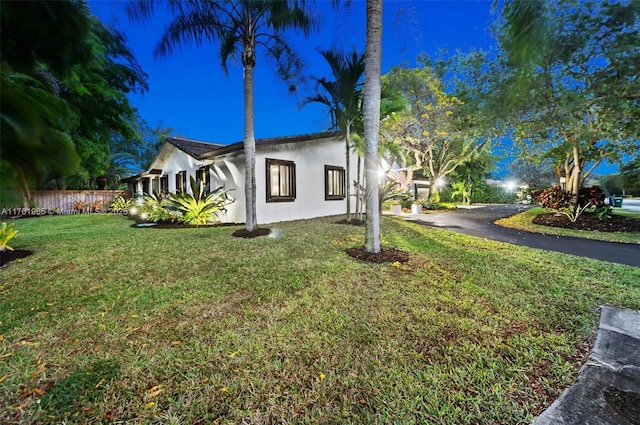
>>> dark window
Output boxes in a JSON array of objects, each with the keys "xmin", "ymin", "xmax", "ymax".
[
  {"xmin": 141, "ymin": 179, "xmax": 149, "ymax": 195},
  {"xmin": 325, "ymin": 165, "xmax": 345, "ymax": 200},
  {"xmin": 159, "ymin": 175, "xmax": 169, "ymax": 194},
  {"xmin": 175, "ymin": 171, "xmax": 186, "ymax": 193},
  {"xmin": 152, "ymin": 177, "xmax": 160, "ymax": 194},
  {"xmin": 196, "ymin": 167, "xmax": 210, "ymax": 193},
  {"xmin": 266, "ymin": 158, "xmax": 296, "ymax": 202}
]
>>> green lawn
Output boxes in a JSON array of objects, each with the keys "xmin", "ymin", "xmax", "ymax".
[
  {"xmin": 496, "ymin": 207, "xmax": 640, "ymax": 244},
  {"xmin": 1, "ymin": 214, "xmax": 639, "ymax": 424}
]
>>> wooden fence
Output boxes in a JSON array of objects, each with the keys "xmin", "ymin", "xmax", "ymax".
[{"xmin": 30, "ymin": 190, "xmax": 132, "ymax": 213}]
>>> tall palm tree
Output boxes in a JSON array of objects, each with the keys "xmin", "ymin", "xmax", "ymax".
[
  {"xmin": 128, "ymin": 0, "xmax": 318, "ymax": 232},
  {"xmin": 302, "ymin": 48, "xmax": 364, "ymax": 222},
  {"xmin": 362, "ymin": 0, "xmax": 383, "ymax": 253}
]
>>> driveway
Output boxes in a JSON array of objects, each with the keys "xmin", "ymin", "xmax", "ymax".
[{"xmin": 402, "ymin": 204, "xmax": 640, "ymax": 267}]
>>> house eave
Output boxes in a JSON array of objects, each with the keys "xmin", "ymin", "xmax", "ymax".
[{"xmin": 200, "ymin": 131, "xmax": 339, "ymax": 160}]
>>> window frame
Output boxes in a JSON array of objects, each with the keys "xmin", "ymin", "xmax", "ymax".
[
  {"xmin": 175, "ymin": 171, "xmax": 186, "ymax": 193},
  {"xmin": 159, "ymin": 175, "xmax": 169, "ymax": 195},
  {"xmin": 324, "ymin": 165, "xmax": 346, "ymax": 200},
  {"xmin": 196, "ymin": 167, "xmax": 210, "ymax": 193},
  {"xmin": 266, "ymin": 158, "xmax": 296, "ymax": 203}
]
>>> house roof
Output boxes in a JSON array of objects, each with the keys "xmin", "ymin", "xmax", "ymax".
[
  {"xmin": 166, "ymin": 136, "xmax": 225, "ymax": 159},
  {"xmin": 199, "ymin": 131, "xmax": 339, "ymax": 159},
  {"xmin": 122, "ymin": 132, "xmax": 340, "ymax": 182}
]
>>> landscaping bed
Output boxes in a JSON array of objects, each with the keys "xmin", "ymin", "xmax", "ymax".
[
  {"xmin": 0, "ymin": 249, "xmax": 33, "ymax": 267},
  {"xmin": 532, "ymin": 212, "xmax": 640, "ymax": 233}
]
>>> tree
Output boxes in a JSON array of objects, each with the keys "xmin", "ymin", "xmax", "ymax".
[
  {"xmin": 302, "ymin": 48, "xmax": 364, "ymax": 222},
  {"xmin": 0, "ymin": 65, "xmax": 79, "ymax": 204},
  {"xmin": 447, "ymin": 147, "xmax": 495, "ymax": 203},
  {"xmin": 1, "ymin": 1, "xmax": 148, "ymax": 202},
  {"xmin": 62, "ymin": 17, "xmax": 148, "ymax": 188},
  {"xmin": 363, "ymin": 0, "xmax": 383, "ymax": 253},
  {"xmin": 620, "ymin": 156, "xmax": 640, "ymax": 195},
  {"xmin": 509, "ymin": 158, "xmax": 555, "ymax": 189},
  {"xmin": 381, "ymin": 65, "xmax": 488, "ymax": 199},
  {"xmin": 1, "ymin": 1, "xmax": 89, "ymax": 204},
  {"xmin": 128, "ymin": 0, "xmax": 318, "ymax": 232},
  {"xmin": 494, "ymin": 0, "xmax": 640, "ymax": 210},
  {"xmin": 136, "ymin": 120, "xmax": 175, "ymax": 171}
]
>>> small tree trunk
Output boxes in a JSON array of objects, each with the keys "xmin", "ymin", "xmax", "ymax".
[{"xmin": 569, "ymin": 145, "xmax": 581, "ymax": 211}]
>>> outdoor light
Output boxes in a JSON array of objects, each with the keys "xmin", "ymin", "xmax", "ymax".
[
  {"xmin": 129, "ymin": 206, "xmax": 138, "ymax": 216},
  {"xmin": 505, "ymin": 181, "xmax": 517, "ymax": 192},
  {"xmin": 435, "ymin": 178, "xmax": 445, "ymax": 187}
]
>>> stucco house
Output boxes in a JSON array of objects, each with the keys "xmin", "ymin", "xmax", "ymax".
[{"xmin": 123, "ymin": 132, "xmax": 357, "ymax": 225}]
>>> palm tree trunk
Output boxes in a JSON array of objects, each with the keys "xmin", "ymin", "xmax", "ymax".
[
  {"xmin": 355, "ymin": 155, "xmax": 362, "ymax": 220},
  {"xmin": 363, "ymin": 0, "xmax": 383, "ymax": 253},
  {"xmin": 345, "ymin": 123, "xmax": 352, "ymax": 222},
  {"xmin": 244, "ymin": 63, "xmax": 258, "ymax": 231}
]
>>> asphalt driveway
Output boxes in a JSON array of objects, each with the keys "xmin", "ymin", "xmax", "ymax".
[{"xmin": 404, "ymin": 204, "xmax": 640, "ymax": 267}]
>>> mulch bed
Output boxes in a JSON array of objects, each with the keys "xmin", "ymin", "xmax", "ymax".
[
  {"xmin": 231, "ymin": 228, "xmax": 271, "ymax": 238},
  {"xmin": 532, "ymin": 212, "xmax": 640, "ymax": 232},
  {"xmin": 345, "ymin": 246, "xmax": 409, "ymax": 263},
  {"xmin": 0, "ymin": 249, "xmax": 33, "ymax": 267},
  {"xmin": 130, "ymin": 221, "xmax": 240, "ymax": 229},
  {"xmin": 130, "ymin": 221, "xmax": 272, "ymax": 238}
]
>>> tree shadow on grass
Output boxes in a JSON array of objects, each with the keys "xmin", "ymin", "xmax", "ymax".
[{"xmin": 39, "ymin": 359, "xmax": 121, "ymax": 415}]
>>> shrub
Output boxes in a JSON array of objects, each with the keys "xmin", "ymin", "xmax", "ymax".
[
  {"xmin": 531, "ymin": 186, "xmax": 571, "ymax": 209},
  {"xmin": 110, "ymin": 196, "xmax": 133, "ymax": 214},
  {"xmin": 88, "ymin": 200, "xmax": 104, "ymax": 213},
  {"xmin": 473, "ymin": 185, "xmax": 519, "ymax": 204},
  {"xmin": 450, "ymin": 182, "xmax": 471, "ymax": 204},
  {"xmin": 142, "ymin": 193, "xmax": 181, "ymax": 223},
  {"xmin": 593, "ymin": 205, "xmax": 612, "ymax": 220},
  {"xmin": 72, "ymin": 200, "xmax": 85, "ymax": 212},
  {"xmin": 421, "ymin": 200, "xmax": 441, "ymax": 210},
  {"xmin": 167, "ymin": 177, "xmax": 234, "ymax": 225},
  {"xmin": 579, "ymin": 186, "xmax": 605, "ymax": 207},
  {"xmin": 0, "ymin": 222, "xmax": 18, "ymax": 251}
]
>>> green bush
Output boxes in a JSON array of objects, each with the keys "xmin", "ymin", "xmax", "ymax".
[
  {"xmin": 167, "ymin": 177, "xmax": 233, "ymax": 225},
  {"xmin": 0, "ymin": 222, "xmax": 18, "ymax": 251},
  {"xmin": 593, "ymin": 205, "xmax": 612, "ymax": 220},
  {"xmin": 472, "ymin": 185, "xmax": 518, "ymax": 204},
  {"xmin": 110, "ymin": 196, "xmax": 133, "ymax": 214},
  {"xmin": 128, "ymin": 192, "xmax": 180, "ymax": 223}
]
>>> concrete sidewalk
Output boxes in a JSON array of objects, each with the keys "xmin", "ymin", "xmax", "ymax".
[{"xmin": 533, "ymin": 306, "xmax": 640, "ymax": 425}]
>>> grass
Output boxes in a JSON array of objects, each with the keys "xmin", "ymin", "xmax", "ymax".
[
  {"xmin": 1, "ymin": 214, "xmax": 639, "ymax": 424},
  {"xmin": 496, "ymin": 207, "xmax": 640, "ymax": 244}
]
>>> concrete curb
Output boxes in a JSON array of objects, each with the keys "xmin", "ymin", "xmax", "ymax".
[{"xmin": 533, "ymin": 306, "xmax": 640, "ymax": 425}]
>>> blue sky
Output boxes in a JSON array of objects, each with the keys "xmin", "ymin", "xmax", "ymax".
[{"xmin": 88, "ymin": 0, "xmax": 497, "ymax": 144}]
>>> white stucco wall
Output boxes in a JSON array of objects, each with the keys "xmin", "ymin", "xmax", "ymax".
[
  {"xmin": 210, "ymin": 136, "xmax": 357, "ymax": 225},
  {"xmin": 152, "ymin": 144, "xmax": 212, "ymax": 194},
  {"xmin": 208, "ymin": 152, "xmax": 244, "ymax": 223}
]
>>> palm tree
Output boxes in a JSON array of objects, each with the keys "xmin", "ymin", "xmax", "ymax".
[
  {"xmin": 127, "ymin": 0, "xmax": 318, "ymax": 232},
  {"xmin": 302, "ymin": 48, "xmax": 364, "ymax": 222},
  {"xmin": 0, "ymin": 65, "xmax": 79, "ymax": 205},
  {"xmin": 362, "ymin": 0, "xmax": 383, "ymax": 253}
]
